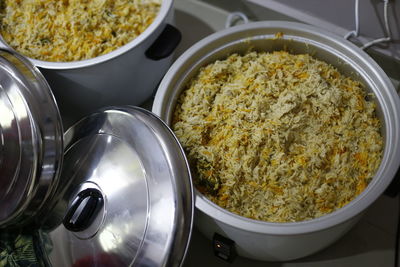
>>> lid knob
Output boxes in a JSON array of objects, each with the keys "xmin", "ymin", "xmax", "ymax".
[{"xmin": 63, "ymin": 188, "xmax": 104, "ymax": 232}]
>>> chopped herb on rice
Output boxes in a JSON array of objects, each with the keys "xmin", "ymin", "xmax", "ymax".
[{"xmin": 0, "ymin": 0, "xmax": 161, "ymax": 62}]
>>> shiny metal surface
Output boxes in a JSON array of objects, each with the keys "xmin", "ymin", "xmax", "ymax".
[
  {"xmin": 0, "ymin": 49, "xmax": 63, "ymax": 228},
  {"xmin": 152, "ymin": 21, "xmax": 400, "ymax": 260},
  {"xmin": 41, "ymin": 107, "xmax": 193, "ymax": 267}
]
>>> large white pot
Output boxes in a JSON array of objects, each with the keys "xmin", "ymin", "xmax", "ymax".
[
  {"xmin": 152, "ymin": 21, "xmax": 400, "ymax": 261},
  {"xmin": 0, "ymin": 0, "xmax": 180, "ymax": 125}
]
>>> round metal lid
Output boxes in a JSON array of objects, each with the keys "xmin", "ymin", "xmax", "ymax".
[
  {"xmin": 0, "ymin": 49, "xmax": 63, "ymax": 228},
  {"xmin": 39, "ymin": 107, "xmax": 193, "ymax": 267}
]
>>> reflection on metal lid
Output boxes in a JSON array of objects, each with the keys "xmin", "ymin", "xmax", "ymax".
[
  {"xmin": 42, "ymin": 107, "xmax": 193, "ymax": 267},
  {"xmin": 0, "ymin": 49, "xmax": 63, "ymax": 228}
]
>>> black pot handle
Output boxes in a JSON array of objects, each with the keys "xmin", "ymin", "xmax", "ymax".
[
  {"xmin": 385, "ymin": 166, "xmax": 400, "ymax": 197},
  {"xmin": 63, "ymin": 188, "xmax": 104, "ymax": 232},
  {"xmin": 145, "ymin": 24, "xmax": 181, "ymax": 60}
]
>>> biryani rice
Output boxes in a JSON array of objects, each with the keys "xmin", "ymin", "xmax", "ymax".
[
  {"xmin": 172, "ymin": 50, "xmax": 383, "ymax": 223},
  {"xmin": 0, "ymin": 0, "xmax": 161, "ymax": 62}
]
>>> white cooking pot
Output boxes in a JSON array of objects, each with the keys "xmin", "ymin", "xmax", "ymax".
[
  {"xmin": 152, "ymin": 21, "xmax": 400, "ymax": 261},
  {"xmin": 0, "ymin": 0, "xmax": 181, "ymax": 125}
]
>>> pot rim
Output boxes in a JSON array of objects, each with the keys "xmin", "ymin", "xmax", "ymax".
[
  {"xmin": 153, "ymin": 20, "xmax": 400, "ymax": 235},
  {"xmin": 0, "ymin": 0, "xmax": 173, "ymax": 70},
  {"xmin": 0, "ymin": 49, "xmax": 64, "ymax": 228}
]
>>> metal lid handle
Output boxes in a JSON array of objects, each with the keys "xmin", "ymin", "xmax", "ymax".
[{"xmin": 63, "ymin": 188, "xmax": 104, "ymax": 232}]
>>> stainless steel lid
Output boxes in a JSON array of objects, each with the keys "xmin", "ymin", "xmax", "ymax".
[
  {"xmin": 40, "ymin": 107, "xmax": 193, "ymax": 267},
  {"xmin": 0, "ymin": 49, "xmax": 63, "ymax": 228}
]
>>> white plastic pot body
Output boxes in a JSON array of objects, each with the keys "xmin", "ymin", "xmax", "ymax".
[
  {"xmin": 0, "ymin": 0, "xmax": 179, "ymax": 124},
  {"xmin": 152, "ymin": 21, "xmax": 400, "ymax": 261},
  {"xmin": 194, "ymin": 207, "xmax": 362, "ymax": 261}
]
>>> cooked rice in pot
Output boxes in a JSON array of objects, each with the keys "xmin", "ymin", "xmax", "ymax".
[
  {"xmin": 173, "ymin": 50, "xmax": 383, "ymax": 223},
  {"xmin": 0, "ymin": 0, "xmax": 161, "ymax": 62}
]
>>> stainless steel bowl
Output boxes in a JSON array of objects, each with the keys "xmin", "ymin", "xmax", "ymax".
[{"xmin": 152, "ymin": 21, "xmax": 400, "ymax": 261}]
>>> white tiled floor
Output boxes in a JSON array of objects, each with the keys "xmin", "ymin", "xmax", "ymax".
[{"xmin": 173, "ymin": 0, "xmax": 400, "ymax": 266}]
